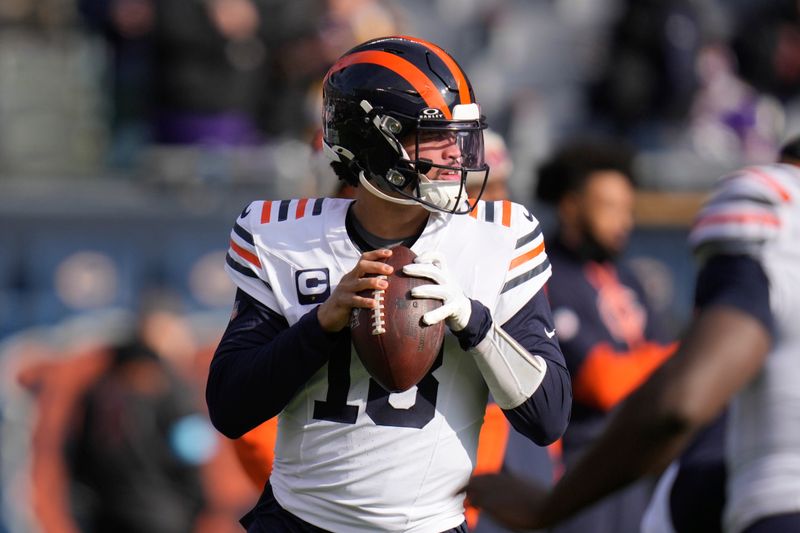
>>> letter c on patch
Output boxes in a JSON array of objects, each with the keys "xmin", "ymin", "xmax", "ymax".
[{"xmin": 296, "ymin": 268, "xmax": 330, "ymax": 304}]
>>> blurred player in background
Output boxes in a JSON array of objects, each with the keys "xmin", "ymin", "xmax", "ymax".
[
  {"xmin": 531, "ymin": 139, "xmax": 676, "ymax": 533},
  {"xmin": 465, "ymin": 135, "xmax": 800, "ymax": 533},
  {"xmin": 206, "ymin": 36, "xmax": 571, "ymax": 532}
]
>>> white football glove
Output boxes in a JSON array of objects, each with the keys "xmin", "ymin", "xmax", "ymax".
[{"xmin": 402, "ymin": 251, "xmax": 472, "ymax": 331}]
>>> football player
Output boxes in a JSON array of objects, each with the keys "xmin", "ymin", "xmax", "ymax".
[
  {"xmin": 534, "ymin": 139, "xmax": 677, "ymax": 533},
  {"xmin": 206, "ymin": 36, "xmax": 571, "ymax": 532},
  {"xmin": 465, "ymin": 135, "xmax": 800, "ymax": 533}
]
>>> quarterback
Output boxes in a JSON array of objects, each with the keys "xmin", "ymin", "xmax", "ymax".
[{"xmin": 206, "ymin": 36, "xmax": 571, "ymax": 532}]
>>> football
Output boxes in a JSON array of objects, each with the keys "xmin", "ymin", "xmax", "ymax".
[{"xmin": 350, "ymin": 246, "xmax": 445, "ymax": 392}]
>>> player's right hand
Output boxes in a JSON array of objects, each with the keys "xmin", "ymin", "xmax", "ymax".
[{"xmin": 317, "ymin": 249, "xmax": 394, "ymax": 332}]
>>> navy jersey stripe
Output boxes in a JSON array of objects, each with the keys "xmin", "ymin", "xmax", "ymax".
[
  {"xmin": 485, "ymin": 201, "xmax": 495, "ymax": 222},
  {"xmin": 226, "ymin": 253, "xmax": 272, "ymax": 291},
  {"xmin": 233, "ymin": 222, "xmax": 254, "ymax": 245},
  {"xmin": 313, "ymin": 197, "xmax": 325, "ymax": 216},
  {"xmin": 714, "ymin": 194, "xmax": 776, "ymax": 206},
  {"xmin": 278, "ymin": 200, "xmax": 291, "ymax": 221},
  {"xmin": 516, "ymin": 227, "xmax": 542, "ymax": 249},
  {"xmin": 501, "ymin": 258, "xmax": 551, "ymax": 293}
]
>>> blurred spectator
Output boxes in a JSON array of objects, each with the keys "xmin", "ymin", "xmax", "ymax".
[
  {"xmin": 466, "ymin": 128, "xmax": 513, "ymax": 201},
  {"xmin": 0, "ymin": 0, "xmax": 107, "ymax": 175},
  {"xmin": 78, "ymin": 0, "xmax": 155, "ymax": 167},
  {"xmin": 687, "ymin": 43, "xmax": 784, "ymax": 167},
  {"xmin": 78, "ymin": 0, "xmax": 332, "ymax": 165},
  {"xmin": 534, "ymin": 138, "xmax": 677, "ymax": 533},
  {"xmin": 589, "ymin": 0, "xmax": 705, "ymax": 140},
  {"xmin": 16, "ymin": 293, "xmax": 256, "ymax": 533},
  {"xmin": 732, "ymin": 0, "xmax": 800, "ymax": 103},
  {"xmin": 68, "ymin": 341, "xmax": 208, "ymax": 533}
]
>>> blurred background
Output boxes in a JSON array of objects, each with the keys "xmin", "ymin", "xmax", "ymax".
[{"xmin": 0, "ymin": 0, "xmax": 799, "ymax": 531}]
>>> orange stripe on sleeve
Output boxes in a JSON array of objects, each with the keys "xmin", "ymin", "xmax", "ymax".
[
  {"xmin": 260, "ymin": 200, "xmax": 272, "ymax": 224},
  {"xmin": 296, "ymin": 198, "xmax": 308, "ymax": 219},
  {"xmin": 466, "ymin": 403, "xmax": 510, "ymax": 529},
  {"xmin": 501, "ymin": 200, "xmax": 511, "ymax": 227},
  {"xmin": 326, "ymin": 50, "xmax": 452, "ymax": 119},
  {"xmin": 747, "ymin": 167, "xmax": 791, "ymax": 202},
  {"xmin": 509, "ymin": 241, "xmax": 545, "ymax": 270},
  {"xmin": 694, "ymin": 212, "xmax": 780, "ymax": 229},
  {"xmin": 230, "ymin": 239, "xmax": 261, "ymax": 268},
  {"xmin": 573, "ymin": 341, "xmax": 678, "ymax": 411}
]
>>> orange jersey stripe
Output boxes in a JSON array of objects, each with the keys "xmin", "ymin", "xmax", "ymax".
[
  {"xmin": 746, "ymin": 167, "xmax": 791, "ymax": 202},
  {"xmin": 468, "ymin": 198, "xmax": 479, "ymax": 219},
  {"xmin": 694, "ymin": 212, "xmax": 780, "ymax": 228},
  {"xmin": 260, "ymin": 200, "xmax": 272, "ymax": 224},
  {"xmin": 230, "ymin": 239, "xmax": 261, "ymax": 268},
  {"xmin": 573, "ymin": 341, "xmax": 678, "ymax": 411},
  {"xmin": 509, "ymin": 241, "xmax": 545, "ymax": 270},
  {"xmin": 501, "ymin": 200, "xmax": 511, "ymax": 227},
  {"xmin": 326, "ymin": 50, "xmax": 452, "ymax": 119},
  {"xmin": 401, "ymin": 35, "xmax": 471, "ymax": 105},
  {"xmin": 296, "ymin": 198, "xmax": 308, "ymax": 219}
]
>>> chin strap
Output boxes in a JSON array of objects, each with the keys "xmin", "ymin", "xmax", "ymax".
[{"xmin": 358, "ymin": 172, "xmax": 419, "ymax": 206}]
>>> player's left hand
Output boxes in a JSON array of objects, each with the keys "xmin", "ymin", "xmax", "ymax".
[
  {"xmin": 402, "ymin": 251, "xmax": 472, "ymax": 332},
  {"xmin": 463, "ymin": 472, "xmax": 548, "ymax": 529}
]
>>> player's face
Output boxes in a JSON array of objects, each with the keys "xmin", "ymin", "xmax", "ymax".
[
  {"xmin": 402, "ymin": 131, "xmax": 463, "ymax": 181},
  {"xmin": 577, "ymin": 170, "xmax": 635, "ymax": 258}
]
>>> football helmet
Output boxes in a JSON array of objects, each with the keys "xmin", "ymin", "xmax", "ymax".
[{"xmin": 322, "ymin": 36, "xmax": 489, "ymax": 214}]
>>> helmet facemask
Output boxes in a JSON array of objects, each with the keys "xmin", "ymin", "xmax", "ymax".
[{"xmin": 327, "ymin": 99, "xmax": 490, "ymax": 214}]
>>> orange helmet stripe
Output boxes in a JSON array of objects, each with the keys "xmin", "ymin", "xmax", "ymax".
[
  {"xmin": 327, "ymin": 50, "xmax": 453, "ymax": 119},
  {"xmin": 400, "ymin": 35, "xmax": 471, "ymax": 105}
]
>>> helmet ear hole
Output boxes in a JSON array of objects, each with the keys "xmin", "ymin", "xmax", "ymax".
[{"xmin": 386, "ymin": 169, "xmax": 408, "ymax": 187}]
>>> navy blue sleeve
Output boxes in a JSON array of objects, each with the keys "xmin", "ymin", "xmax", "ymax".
[
  {"xmin": 694, "ymin": 254, "xmax": 773, "ymax": 334},
  {"xmin": 206, "ymin": 289, "xmax": 349, "ymax": 439},
  {"xmin": 457, "ymin": 291, "xmax": 572, "ymax": 446}
]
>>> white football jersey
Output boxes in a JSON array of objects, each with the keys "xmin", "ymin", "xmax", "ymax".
[
  {"xmin": 225, "ymin": 197, "xmax": 551, "ymax": 532},
  {"xmin": 689, "ymin": 163, "xmax": 800, "ymax": 533}
]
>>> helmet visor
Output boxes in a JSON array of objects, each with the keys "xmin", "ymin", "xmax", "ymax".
[{"xmin": 413, "ymin": 118, "xmax": 486, "ymax": 173}]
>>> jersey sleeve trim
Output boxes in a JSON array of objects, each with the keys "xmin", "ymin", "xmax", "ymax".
[
  {"xmin": 230, "ymin": 239, "xmax": 262, "ymax": 268},
  {"xmin": 233, "ymin": 221, "xmax": 254, "ymax": 245},
  {"xmin": 502, "ymin": 207, "xmax": 550, "ymax": 294},
  {"xmin": 467, "ymin": 199, "xmax": 513, "ymax": 227},
  {"xmin": 501, "ymin": 258, "xmax": 551, "ymax": 293},
  {"xmin": 226, "ymin": 253, "xmax": 266, "ymax": 283},
  {"xmin": 509, "ymin": 241, "xmax": 545, "ymax": 270},
  {"xmin": 739, "ymin": 166, "xmax": 791, "ymax": 202},
  {"xmin": 689, "ymin": 167, "xmax": 786, "ymax": 256},
  {"xmin": 226, "ymin": 201, "xmax": 279, "ymax": 310},
  {"xmin": 259, "ymin": 198, "xmax": 327, "ymax": 224}
]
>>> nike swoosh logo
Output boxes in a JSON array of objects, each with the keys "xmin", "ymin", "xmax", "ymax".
[
  {"xmin": 545, "ymin": 328, "xmax": 556, "ymax": 338},
  {"xmin": 523, "ymin": 209, "xmax": 534, "ymax": 222},
  {"xmin": 240, "ymin": 205, "xmax": 251, "ymax": 219}
]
